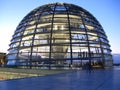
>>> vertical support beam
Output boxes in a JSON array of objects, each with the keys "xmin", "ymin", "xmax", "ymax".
[
  {"xmin": 49, "ymin": 3, "xmax": 57, "ymax": 70},
  {"xmin": 29, "ymin": 11, "xmax": 41, "ymax": 69},
  {"xmin": 95, "ymin": 27, "xmax": 105, "ymax": 68},
  {"xmin": 80, "ymin": 14, "xmax": 92, "ymax": 66},
  {"xmin": 99, "ymin": 38, "xmax": 105, "ymax": 68},
  {"xmin": 16, "ymin": 20, "xmax": 29, "ymax": 67},
  {"xmin": 29, "ymin": 8, "xmax": 48, "ymax": 69},
  {"xmin": 64, "ymin": 4, "xmax": 73, "ymax": 67}
]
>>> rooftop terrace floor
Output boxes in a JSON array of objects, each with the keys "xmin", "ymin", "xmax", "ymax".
[{"xmin": 0, "ymin": 67, "xmax": 120, "ymax": 90}]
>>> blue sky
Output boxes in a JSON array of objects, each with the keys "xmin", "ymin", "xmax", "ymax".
[{"xmin": 0, "ymin": 0, "xmax": 120, "ymax": 53}]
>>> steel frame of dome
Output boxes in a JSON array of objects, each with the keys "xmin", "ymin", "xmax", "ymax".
[{"xmin": 7, "ymin": 2, "xmax": 112, "ymax": 69}]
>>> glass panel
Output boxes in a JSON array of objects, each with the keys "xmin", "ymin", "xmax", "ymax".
[
  {"xmin": 25, "ymin": 25, "xmax": 36, "ymax": 30},
  {"xmin": 34, "ymin": 39, "xmax": 48, "ymax": 45},
  {"xmin": 51, "ymin": 45, "xmax": 70, "ymax": 64},
  {"xmin": 10, "ymin": 42, "xmax": 20, "ymax": 48},
  {"xmin": 9, "ymin": 49, "xmax": 18, "ymax": 53},
  {"xmin": 11, "ymin": 38, "xmax": 21, "ymax": 43},
  {"xmin": 85, "ymin": 25, "xmax": 94, "ymax": 30},
  {"xmin": 55, "ymin": 5, "xmax": 66, "ymax": 11},
  {"xmin": 33, "ymin": 46, "xmax": 50, "ymax": 52},
  {"xmin": 20, "ymin": 40, "xmax": 32, "ymax": 46},
  {"xmin": 72, "ymin": 34, "xmax": 87, "ymax": 43},
  {"xmin": 22, "ymin": 36, "xmax": 33, "ymax": 40},
  {"xmin": 18, "ymin": 52, "xmax": 30, "ymax": 60},
  {"xmin": 7, "ymin": 54, "xmax": 17, "ymax": 60},
  {"xmin": 24, "ymin": 29, "xmax": 35, "ymax": 35}
]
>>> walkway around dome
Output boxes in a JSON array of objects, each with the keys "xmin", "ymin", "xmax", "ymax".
[{"xmin": 0, "ymin": 69, "xmax": 120, "ymax": 90}]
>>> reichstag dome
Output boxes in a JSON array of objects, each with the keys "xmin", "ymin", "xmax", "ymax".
[{"xmin": 7, "ymin": 3, "xmax": 112, "ymax": 69}]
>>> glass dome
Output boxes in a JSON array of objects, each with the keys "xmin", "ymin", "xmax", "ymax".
[{"xmin": 7, "ymin": 2, "xmax": 112, "ymax": 69}]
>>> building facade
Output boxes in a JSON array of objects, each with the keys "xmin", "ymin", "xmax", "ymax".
[
  {"xmin": 0, "ymin": 52, "xmax": 6, "ymax": 66},
  {"xmin": 7, "ymin": 3, "xmax": 112, "ymax": 69}
]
